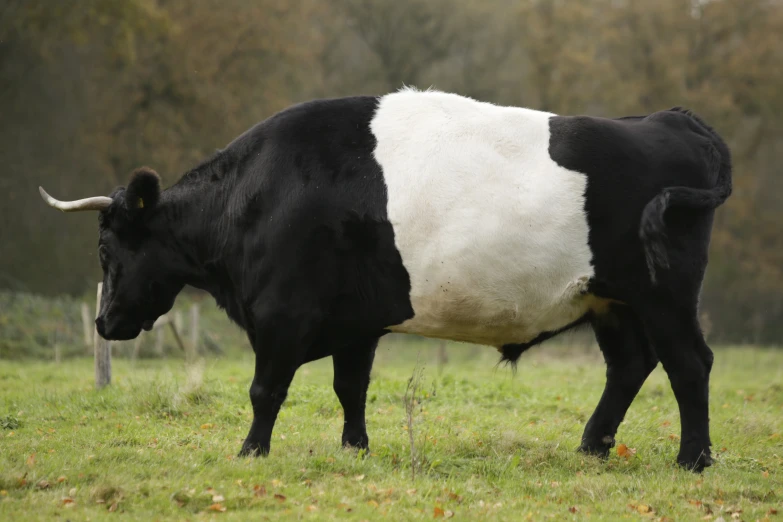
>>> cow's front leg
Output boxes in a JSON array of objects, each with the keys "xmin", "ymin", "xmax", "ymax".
[
  {"xmin": 239, "ymin": 326, "xmax": 302, "ymax": 457},
  {"xmin": 332, "ymin": 337, "xmax": 378, "ymax": 450}
]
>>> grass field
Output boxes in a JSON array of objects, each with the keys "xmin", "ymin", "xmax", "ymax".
[{"xmin": 1, "ymin": 342, "xmax": 781, "ymax": 521}]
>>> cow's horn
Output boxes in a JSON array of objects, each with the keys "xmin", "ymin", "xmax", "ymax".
[{"xmin": 38, "ymin": 186, "xmax": 113, "ymax": 212}]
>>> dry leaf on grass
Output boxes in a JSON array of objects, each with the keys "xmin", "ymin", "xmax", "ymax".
[
  {"xmin": 274, "ymin": 493, "xmax": 286, "ymax": 502},
  {"xmin": 569, "ymin": 506, "xmax": 578, "ymax": 513},
  {"xmin": 253, "ymin": 484, "xmax": 266, "ymax": 497},
  {"xmin": 628, "ymin": 503, "xmax": 654, "ymax": 515},
  {"xmin": 617, "ymin": 444, "xmax": 637, "ymax": 459},
  {"xmin": 35, "ymin": 480, "xmax": 50, "ymax": 490},
  {"xmin": 434, "ymin": 506, "xmax": 445, "ymax": 518},
  {"xmin": 208, "ymin": 502, "xmax": 226, "ymax": 512}
]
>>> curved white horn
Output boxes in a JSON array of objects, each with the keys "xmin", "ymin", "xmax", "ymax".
[{"xmin": 38, "ymin": 186, "xmax": 112, "ymax": 212}]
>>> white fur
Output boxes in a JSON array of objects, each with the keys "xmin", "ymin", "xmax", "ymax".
[{"xmin": 371, "ymin": 88, "xmax": 596, "ymax": 347}]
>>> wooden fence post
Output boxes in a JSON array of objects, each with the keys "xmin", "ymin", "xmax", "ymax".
[
  {"xmin": 436, "ymin": 339, "xmax": 448, "ymax": 373},
  {"xmin": 188, "ymin": 304, "xmax": 200, "ymax": 363},
  {"xmin": 81, "ymin": 302, "xmax": 92, "ymax": 351},
  {"xmin": 54, "ymin": 324, "xmax": 62, "ymax": 364},
  {"xmin": 174, "ymin": 311, "xmax": 184, "ymax": 337},
  {"xmin": 155, "ymin": 324, "xmax": 165, "ymax": 355},
  {"xmin": 94, "ymin": 282, "xmax": 111, "ymax": 388}
]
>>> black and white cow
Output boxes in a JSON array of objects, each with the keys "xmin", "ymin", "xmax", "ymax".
[{"xmin": 40, "ymin": 88, "xmax": 731, "ymax": 471}]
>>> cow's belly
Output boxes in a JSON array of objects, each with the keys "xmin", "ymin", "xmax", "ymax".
[
  {"xmin": 386, "ymin": 269, "xmax": 597, "ymax": 347},
  {"xmin": 372, "ymin": 89, "xmax": 596, "ymax": 347}
]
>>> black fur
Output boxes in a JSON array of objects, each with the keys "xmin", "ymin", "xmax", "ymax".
[{"xmin": 548, "ymin": 107, "xmax": 732, "ymax": 471}]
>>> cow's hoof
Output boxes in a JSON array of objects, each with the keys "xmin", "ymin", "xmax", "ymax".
[
  {"xmin": 578, "ymin": 435, "xmax": 615, "ymax": 459},
  {"xmin": 341, "ymin": 433, "xmax": 369, "ymax": 451},
  {"xmin": 677, "ymin": 447, "xmax": 713, "ymax": 473},
  {"xmin": 238, "ymin": 441, "xmax": 269, "ymax": 458}
]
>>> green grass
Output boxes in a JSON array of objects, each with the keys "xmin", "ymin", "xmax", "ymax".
[{"xmin": 1, "ymin": 342, "xmax": 781, "ymax": 521}]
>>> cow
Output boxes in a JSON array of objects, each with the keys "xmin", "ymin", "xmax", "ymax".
[{"xmin": 39, "ymin": 88, "xmax": 731, "ymax": 472}]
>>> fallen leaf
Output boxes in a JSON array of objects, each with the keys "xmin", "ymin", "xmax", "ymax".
[
  {"xmin": 274, "ymin": 493, "xmax": 286, "ymax": 502},
  {"xmin": 368, "ymin": 500, "xmax": 379, "ymax": 508},
  {"xmin": 69, "ymin": 488, "xmax": 77, "ymax": 497},
  {"xmin": 354, "ymin": 475, "xmax": 365, "ymax": 481},
  {"xmin": 57, "ymin": 476, "xmax": 67, "ymax": 483},
  {"xmin": 200, "ymin": 423, "xmax": 213, "ymax": 430},
  {"xmin": 434, "ymin": 506, "xmax": 445, "ymax": 518},
  {"xmin": 26, "ymin": 454, "xmax": 35, "ymax": 467},
  {"xmin": 0, "ymin": 490, "xmax": 7, "ymax": 496},
  {"xmin": 407, "ymin": 489, "xmax": 417, "ymax": 495},
  {"xmin": 617, "ymin": 444, "xmax": 637, "ymax": 459},
  {"xmin": 636, "ymin": 504, "xmax": 653, "ymax": 514},
  {"xmin": 569, "ymin": 506, "xmax": 578, "ymax": 513},
  {"xmin": 253, "ymin": 484, "xmax": 266, "ymax": 497},
  {"xmin": 307, "ymin": 505, "xmax": 318, "ymax": 512},
  {"xmin": 762, "ymin": 471, "xmax": 770, "ymax": 478},
  {"xmin": 669, "ymin": 434, "xmax": 680, "ymax": 441},
  {"xmin": 661, "ymin": 420, "xmax": 671, "ymax": 427},
  {"xmin": 208, "ymin": 502, "xmax": 227, "ymax": 512},
  {"xmin": 62, "ymin": 497, "xmax": 75, "ymax": 506},
  {"xmin": 768, "ymin": 508, "xmax": 778, "ymax": 515},
  {"xmin": 35, "ymin": 480, "xmax": 50, "ymax": 490},
  {"xmin": 445, "ymin": 509, "xmax": 454, "ymax": 518},
  {"xmin": 108, "ymin": 502, "xmax": 119, "ymax": 512},
  {"xmin": 212, "ymin": 494, "xmax": 225, "ymax": 502},
  {"xmin": 689, "ymin": 499, "xmax": 703, "ymax": 506}
]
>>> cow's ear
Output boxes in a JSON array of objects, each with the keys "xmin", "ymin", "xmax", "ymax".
[{"xmin": 125, "ymin": 167, "xmax": 161, "ymax": 213}]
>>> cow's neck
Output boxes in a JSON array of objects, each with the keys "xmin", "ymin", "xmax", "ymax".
[{"xmin": 156, "ymin": 178, "xmax": 251, "ymax": 330}]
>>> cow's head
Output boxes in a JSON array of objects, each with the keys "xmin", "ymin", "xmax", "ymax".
[{"xmin": 40, "ymin": 168, "xmax": 184, "ymax": 340}]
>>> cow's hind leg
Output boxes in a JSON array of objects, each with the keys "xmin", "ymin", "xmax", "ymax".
[
  {"xmin": 239, "ymin": 319, "xmax": 311, "ymax": 457},
  {"xmin": 579, "ymin": 305, "xmax": 658, "ymax": 457},
  {"xmin": 639, "ymin": 302, "xmax": 714, "ymax": 472},
  {"xmin": 332, "ymin": 337, "xmax": 378, "ymax": 450}
]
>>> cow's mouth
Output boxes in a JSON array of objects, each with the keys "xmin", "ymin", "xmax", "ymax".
[{"xmin": 142, "ymin": 320, "xmax": 155, "ymax": 331}]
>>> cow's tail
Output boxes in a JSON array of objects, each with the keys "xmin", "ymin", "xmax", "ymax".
[{"xmin": 639, "ymin": 108, "xmax": 733, "ymax": 284}]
